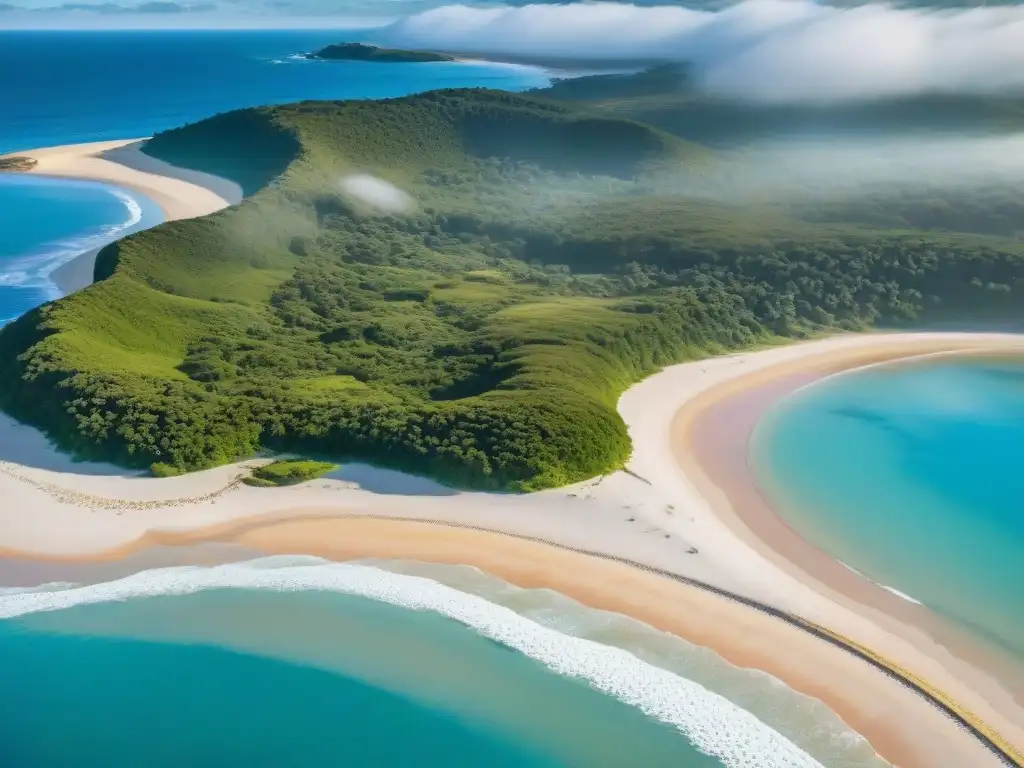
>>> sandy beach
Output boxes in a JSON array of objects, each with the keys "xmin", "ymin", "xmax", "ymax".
[
  {"xmin": 0, "ymin": 139, "xmax": 240, "ymax": 293},
  {"xmin": 2, "ymin": 331, "xmax": 1024, "ymax": 767}
]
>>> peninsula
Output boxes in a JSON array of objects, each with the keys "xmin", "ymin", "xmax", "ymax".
[
  {"xmin": 2, "ymin": 73, "xmax": 1024, "ymax": 767},
  {"xmin": 1, "ymin": 333, "xmax": 1023, "ymax": 768},
  {"xmin": 308, "ymin": 42, "xmax": 454, "ymax": 63},
  {"xmin": 2, "ymin": 87, "xmax": 1024, "ymax": 487}
]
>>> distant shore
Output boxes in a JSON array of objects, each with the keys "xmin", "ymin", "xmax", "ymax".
[
  {"xmin": 1, "ymin": 326, "xmax": 1023, "ymax": 766},
  {"xmin": 0, "ymin": 139, "xmax": 240, "ymax": 294}
]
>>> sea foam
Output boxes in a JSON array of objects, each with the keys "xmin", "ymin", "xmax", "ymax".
[
  {"xmin": 103, "ymin": 189, "xmax": 143, "ymax": 235},
  {"xmin": 2, "ymin": 185, "xmax": 148, "ymax": 294},
  {"xmin": 0, "ymin": 557, "xmax": 823, "ymax": 768},
  {"xmin": 374, "ymin": 559, "xmax": 887, "ymax": 767},
  {"xmin": 839, "ymin": 560, "xmax": 924, "ymax": 606}
]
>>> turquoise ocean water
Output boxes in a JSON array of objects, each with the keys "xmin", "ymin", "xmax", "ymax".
[
  {"xmin": 0, "ymin": 175, "xmax": 162, "ymax": 322},
  {"xmin": 0, "ymin": 558, "xmax": 888, "ymax": 768},
  {"xmin": 0, "ymin": 29, "xmax": 549, "ymax": 323},
  {"xmin": 752, "ymin": 355, "xmax": 1024, "ymax": 658}
]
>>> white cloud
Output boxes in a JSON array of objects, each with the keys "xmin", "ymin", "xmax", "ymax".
[
  {"xmin": 703, "ymin": 133, "xmax": 1024, "ymax": 201},
  {"xmin": 339, "ymin": 173, "xmax": 415, "ymax": 213},
  {"xmin": 377, "ymin": 1, "xmax": 1024, "ymax": 103}
]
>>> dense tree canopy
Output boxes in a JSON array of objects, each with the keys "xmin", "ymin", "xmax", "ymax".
[{"xmin": 1, "ymin": 87, "xmax": 1022, "ymax": 489}]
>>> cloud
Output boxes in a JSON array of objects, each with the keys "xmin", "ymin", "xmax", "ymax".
[
  {"xmin": 706, "ymin": 133, "xmax": 1024, "ymax": 201},
  {"xmin": 377, "ymin": 1, "xmax": 1024, "ymax": 103},
  {"xmin": 338, "ymin": 174, "xmax": 415, "ymax": 214},
  {"xmin": 26, "ymin": 0, "xmax": 217, "ymax": 10},
  {"xmin": 131, "ymin": 1, "xmax": 217, "ymax": 11}
]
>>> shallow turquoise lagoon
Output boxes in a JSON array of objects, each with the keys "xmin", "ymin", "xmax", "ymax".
[{"xmin": 752, "ymin": 355, "xmax": 1024, "ymax": 658}]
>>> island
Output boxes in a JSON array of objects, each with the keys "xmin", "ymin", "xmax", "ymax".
[
  {"xmin": 0, "ymin": 156, "xmax": 38, "ymax": 172},
  {"xmin": 308, "ymin": 42, "xmax": 455, "ymax": 63}
]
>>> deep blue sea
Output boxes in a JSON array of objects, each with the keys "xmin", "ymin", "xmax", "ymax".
[
  {"xmin": 0, "ymin": 29, "xmax": 549, "ymax": 154},
  {"xmin": 752, "ymin": 355, "xmax": 1024, "ymax": 658},
  {"xmin": 0, "ymin": 29, "xmax": 549, "ymax": 322},
  {"xmin": 0, "ymin": 558, "xmax": 888, "ymax": 768}
]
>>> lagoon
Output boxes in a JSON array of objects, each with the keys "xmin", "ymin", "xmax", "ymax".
[{"xmin": 752, "ymin": 355, "xmax": 1024, "ymax": 658}]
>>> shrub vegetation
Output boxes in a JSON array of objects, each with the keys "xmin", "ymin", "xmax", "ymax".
[{"xmin": 244, "ymin": 460, "xmax": 339, "ymax": 487}]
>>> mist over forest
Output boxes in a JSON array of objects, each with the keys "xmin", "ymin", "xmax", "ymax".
[{"xmin": 3, "ymin": 1, "xmax": 1024, "ymax": 487}]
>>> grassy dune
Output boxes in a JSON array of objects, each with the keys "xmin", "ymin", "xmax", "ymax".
[{"xmin": 243, "ymin": 460, "xmax": 340, "ymax": 487}]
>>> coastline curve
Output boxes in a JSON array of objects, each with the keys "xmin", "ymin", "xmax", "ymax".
[
  {"xmin": 3, "ymin": 510, "xmax": 1020, "ymax": 767},
  {"xmin": 0, "ymin": 139, "xmax": 240, "ymax": 295}
]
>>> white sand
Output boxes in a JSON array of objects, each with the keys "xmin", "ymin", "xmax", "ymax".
[
  {"xmin": 3, "ymin": 139, "xmax": 239, "ymax": 221},
  {"xmin": 1, "ymin": 331, "xmax": 1023, "ymax": 764},
  {"xmin": 1, "ymin": 139, "xmax": 240, "ymax": 294}
]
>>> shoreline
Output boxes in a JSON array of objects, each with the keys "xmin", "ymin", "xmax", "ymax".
[
  {"xmin": 0, "ymin": 139, "xmax": 240, "ymax": 295},
  {"xmin": 0, "ymin": 511, "xmax": 1016, "ymax": 768},
  {"xmin": 2, "ymin": 332, "xmax": 1024, "ymax": 765},
  {"xmin": 678, "ymin": 342, "xmax": 1024, "ymax": 700}
]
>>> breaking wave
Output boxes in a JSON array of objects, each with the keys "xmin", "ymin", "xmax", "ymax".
[
  {"xmin": 838, "ymin": 560, "xmax": 924, "ymax": 606},
  {"xmin": 0, "ymin": 185, "xmax": 148, "ymax": 294},
  {"xmin": 0, "ymin": 556, "xmax": 830, "ymax": 768}
]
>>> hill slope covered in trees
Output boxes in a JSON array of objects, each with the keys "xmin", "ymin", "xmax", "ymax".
[{"xmin": 1, "ymin": 88, "xmax": 1022, "ymax": 489}]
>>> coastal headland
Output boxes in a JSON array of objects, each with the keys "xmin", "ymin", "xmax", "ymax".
[
  {"xmin": 3, "ymin": 330, "xmax": 1024, "ymax": 768},
  {"xmin": 308, "ymin": 42, "xmax": 456, "ymax": 63}
]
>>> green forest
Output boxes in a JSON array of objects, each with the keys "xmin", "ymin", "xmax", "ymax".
[
  {"xmin": 539, "ymin": 64, "xmax": 1024, "ymax": 144},
  {"xmin": 1, "ymin": 79, "xmax": 1022, "ymax": 489}
]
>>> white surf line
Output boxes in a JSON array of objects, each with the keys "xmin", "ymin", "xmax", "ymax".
[{"xmin": 0, "ymin": 558, "xmax": 824, "ymax": 768}]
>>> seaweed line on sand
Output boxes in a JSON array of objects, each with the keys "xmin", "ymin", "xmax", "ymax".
[{"xmin": 0, "ymin": 460, "xmax": 252, "ymax": 511}]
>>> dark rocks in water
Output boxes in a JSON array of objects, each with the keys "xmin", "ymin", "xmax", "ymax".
[{"xmin": 0, "ymin": 156, "xmax": 37, "ymax": 172}]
